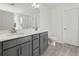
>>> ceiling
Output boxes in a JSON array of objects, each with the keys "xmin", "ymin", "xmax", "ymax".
[
  {"xmin": 3, "ymin": 3, "xmax": 40, "ymax": 15},
  {"xmin": 4, "ymin": 3, "xmax": 63, "ymax": 8},
  {"xmin": 4, "ymin": 3, "xmax": 32, "ymax": 8},
  {"xmin": 43, "ymin": 3, "xmax": 65, "ymax": 8},
  {"xmin": 2, "ymin": 3, "xmax": 64, "ymax": 14}
]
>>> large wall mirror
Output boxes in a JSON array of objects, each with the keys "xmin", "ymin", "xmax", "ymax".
[
  {"xmin": 0, "ymin": 3, "xmax": 40, "ymax": 31},
  {"xmin": 0, "ymin": 10, "xmax": 14, "ymax": 30}
]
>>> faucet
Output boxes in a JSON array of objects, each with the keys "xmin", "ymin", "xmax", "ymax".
[{"xmin": 32, "ymin": 26, "xmax": 38, "ymax": 31}]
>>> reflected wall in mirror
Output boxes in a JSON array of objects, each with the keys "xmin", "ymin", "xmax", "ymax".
[
  {"xmin": 0, "ymin": 10, "xmax": 14, "ymax": 30},
  {"xmin": 0, "ymin": 3, "xmax": 40, "ymax": 31}
]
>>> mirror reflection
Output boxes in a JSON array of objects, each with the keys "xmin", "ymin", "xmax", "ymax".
[{"xmin": 0, "ymin": 3, "xmax": 40, "ymax": 31}]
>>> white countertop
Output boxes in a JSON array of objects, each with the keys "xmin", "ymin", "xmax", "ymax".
[{"xmin": 0, "ymin": 27, "xmax": 48, "ymax": 42}]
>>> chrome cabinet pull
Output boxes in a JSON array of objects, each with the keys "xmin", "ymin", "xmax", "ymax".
[
  {"xmin": 17, "ymin": 48, "xmax": 20, "ymax": 56},
  {"xmin": 20, "ymin": 47, "xmax": 22, "ymax": 56}
]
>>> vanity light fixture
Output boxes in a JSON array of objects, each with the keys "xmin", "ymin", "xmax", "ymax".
[{"xmin": 32, "ymin": 3, "xmax": 39, "ymax": 8}]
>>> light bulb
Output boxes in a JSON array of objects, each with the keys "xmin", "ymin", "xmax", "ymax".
[{"xmin": 32, "ymin": 3, "xmax": 39, "ymax": 8}]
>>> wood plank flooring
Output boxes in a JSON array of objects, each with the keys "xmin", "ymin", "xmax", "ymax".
[{"xmin": 42, "ymin": 42, "xmax": 79, "ymax": 56}]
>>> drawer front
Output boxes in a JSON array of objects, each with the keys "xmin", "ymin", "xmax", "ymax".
[
  {"xmin": 3, "ymin": 36, "xmax": 32, "ymax": 50},
  {"xmin": 33, "ymin": 38, "xmax": 39, "ymax": 50},
  {"xmin": 33, "ymin": 34, "xmax": 39, "ymax": 39},
  {"xmin": 33, "ymin": 48, "xmax": 39, "ymax": 56},
  {"xmin": 40, "ymin": 32, "xmax": 48, "ymax": 37}
]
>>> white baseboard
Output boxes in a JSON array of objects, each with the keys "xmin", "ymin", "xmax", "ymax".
[{"xmin": 48, "ymin": 36, "xmax": 79, "ymax": 46}]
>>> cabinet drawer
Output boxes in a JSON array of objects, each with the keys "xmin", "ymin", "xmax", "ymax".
[
  {"xmin": 33, "ymin": 38, "xmax": 39, "ymax": 50},
  {"xmin": 3, "ymin": 36, "xmax": 32, "ymax": 50},
  {"xmin": 40, "ymin": 32, "xmax": 48, "ymax": 37},
  {"xmin": 33, "ymin": 34, "xmax": 39, "ymax": 39},
  {"xmin": 33, "ymin": 48, "xmax": 39, "ymax": 56}
]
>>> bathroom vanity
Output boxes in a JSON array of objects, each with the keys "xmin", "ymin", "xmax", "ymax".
[
  {"xmin": 0, "ymin": 29, "xmax": 48, "ymax": 56},
  {"xmin": 0, "ymin": 4, "xmax": 48, "ymax": 56}
]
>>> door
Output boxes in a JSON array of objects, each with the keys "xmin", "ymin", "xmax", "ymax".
[
  {"xmin": 3, "ymin": 46, "xmax": 20, "ymax": 56},
  {"xmin": 63, "ymin": 8, "xmax": 78, "ymax": 45},
  {"xmin": 20, "ymin": 41, "xmax": 32, "ymax": 56}
]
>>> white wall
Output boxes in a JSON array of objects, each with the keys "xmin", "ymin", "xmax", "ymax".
[
  {"xmin": 40, "ymin": 4, "xmax": 52, "ymax": 36},
  {"xmin": 51, "ymin": 3, "xmax": 79, "ymax": 43}
]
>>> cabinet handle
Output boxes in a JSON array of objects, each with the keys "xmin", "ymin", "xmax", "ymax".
[
  {"xmin": 20, "ymin": 47, "xmax": 22, "ymax": 56},
  {"xmin": 17, "ymin": 48, "xmax": 20, "ymax": 56},
  {"xmin": 34, "ymin": 38, "xmax": 38, "ymax": 40}
]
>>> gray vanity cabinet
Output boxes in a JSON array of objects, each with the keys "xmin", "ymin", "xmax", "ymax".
[
  {"xmin": 0, "ymin": 42, "xmax": 2, "ymax": 56},
  {"xmin": 39, "ymin": 32, "xmax": 48, "ymax": 55},
  {"xmin": 32, "ymin": 34, "xmax": 40, "ymax": 56},
  {"xmin": 2, "ymin": 36, "xmax": 32, "ymax": 56},
  {"xmin": 0, "ymin": 51, "xmax": 1, "ymax": 56},
  {"xmin": 3, "ymin": 45, "xmax": 20, "ymax": 56},
  {"xmin": 20, "ymin": 41, "xmax": 32, "ymax": 56},
  {"xmin": 0, "ymin": 31, "xmax": 48, "ymax": 56},
  {"xmin": 3, "ymin": 41, "xmax": 32, "ymax": 56}
]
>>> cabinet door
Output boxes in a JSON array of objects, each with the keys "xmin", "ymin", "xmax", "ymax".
[
  {"xmin": 0, "ymin": 42, "xmax": 2, "ymax": 56},
  {"xmin": 0, "ymin": 52, "xmax": 1, "ymax": 56},
  {"xmin": 40, "ymin": 32, "xmax": 48, "ymax": 55},
  {"xmin": 3, "ymin": 46, "xmax": 20, "ymax": 56},
  {"xmin": 40, "ymin": 36, "xmax": 44, "ymax": 55},
  {"xmin": 33, "ymin": 48, "xmax": 39, "ymax": 56},
  {"xmin": 20, "ymin": 41, "xmax": 32, "ymax": 56},
  {"xmin": 0, "ymin": 50, "xmax": 1, "ymax": 56},
  {"xmin": 43, "ymin": 35, "xmax": 48, "ymax": 51}
]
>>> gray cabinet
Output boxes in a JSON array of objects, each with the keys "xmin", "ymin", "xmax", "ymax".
[
  {"xmin": 0, "ymin": 31, "xmax": 48, "ymax": 56},
  {"xmin": 2, "ymin": 36, "xmax": 32, "ymax": 56},
  {"xmin": 0, "ymin": 42, "xmax": 2, "ymax": 56},
  {"xmin": 39, "ymin": 32, "xmax": 48, "ymax": 55},
  {"xmin": 3, "ymin": 41, "xmax": 32, "ymax": 56},
  {"xmin": 3, "ymin": 36, "xmax": 32, "ymax": 50},
  {"xmin": 0, "ymin": 52, "xmax": 1, "ymax": 56},
  {"xmin": 32, "ymin": 34, "xmax": 40, "ymax": 56},
  {"xmin": 20, "ymin": 41, "xmax": 32, "ymax": 56},
  {"xmin": 3, "ymin": 45, "xmax": 20, "ymax": 56},
  {"xmin": 33, "ymin": 48, "xmax": 39, "ymax": 56}
]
